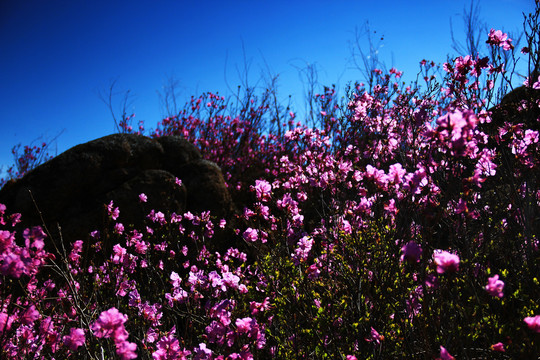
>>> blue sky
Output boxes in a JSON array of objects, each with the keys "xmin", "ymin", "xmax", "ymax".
[{"xmin": 0, "ymin": 0, "xmax": 535, "ymax": 177}]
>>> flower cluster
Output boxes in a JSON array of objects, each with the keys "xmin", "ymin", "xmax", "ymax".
[{"xmin": 1, "ymin": 16, "xmax": 540, "ymax": 359}]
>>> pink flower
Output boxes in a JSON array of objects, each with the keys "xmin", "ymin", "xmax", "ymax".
[
  {"xmin": 253, "ymin": 180, "xmax": 272, "ymax": 202},
  {"xmin": 524, "ymin": 75, "xmax": 540, "ymax": 89},
  {"xmin": 0, "ymin": 252, "xmax": 26, "ymax": 278},
  {"xmin": 485, "ymin": 274, "xmax": 504, "ymax": 298},
  {"xmin": 524, "ymin": 315, "xmax": 540, "ymax": 332},
  {"xmin": 487, "ymin": 28, "xmax": 513, "ymax": 50},
  {"xmin": 90, "ymin": 307, "xmax": 128, "ymax": 339},
  {"xmin": 491, "ymin": 342, "xmax": 505, "ymax": 352},
  {"xmin": 116, "ymin": 340, "xmax": 137, "ymax": 360},
  {"xmin": 433, "ymin": 250, "xmax": 460, "ymax": 274},
  {"xmin": 63, "ymin": 327, "xmax": 86, "ymax": 351},
  {"xmin": 139, "ymin": 193, "xmax": 148, "ymax": 203},
  {"xmin": 235, "ymin": 317, "xmax": 253, "ymax": 334},
  {"xmin": 0, "ymin": 230, "xmax": 14, "ymax": 252},
  {"xmin": 112, "ymin": 244, "xmax": 127, "ymax": 264},
  {"xmin": 23, "ymin": 226, "xmax": 46, "ymax": 250},
  {"xmin": 194, "ymin": 343, "xmax": 213, "ymax": 358},
  {"xmin": 107, "ymin": 201, "xmax": 120, "ymax": 220},
  {"xmin": 400, "ymin": 241, "xmax": 422, "ymax": 264},
  {"xmin": 153, "ymin": 330, "xmax": 189, "ymax": 360},
  {"xmin": 0, "ymin": 312, "xmax": 14, "ymax": 333},
  {"xmin": 388, "ymin": 163, "xmax": 406, "ymax": 184},
  {"xmin": 243, "ymin": 228, "xmax": 258, "ymax": 242},
  {"xmin": 438, "ymin": 346, "xmax": 455, "ymax": 360},
  {"xmin": 20, "ymin": 304, "xmax": 40, "ymax": 325}
]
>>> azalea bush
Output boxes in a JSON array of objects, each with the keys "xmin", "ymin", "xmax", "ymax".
[{"xmin": 1, "ymin": 5, "xmax": 540, "ymax": 359}]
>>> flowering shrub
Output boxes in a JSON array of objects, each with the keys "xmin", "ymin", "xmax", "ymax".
[{"xmin": 1, "ymin": 5, "xmax": 540, "ymax": 359}]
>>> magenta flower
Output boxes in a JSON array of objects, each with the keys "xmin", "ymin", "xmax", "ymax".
[
  {"xmin": 490, "ymin": 342, "xmax": 505, "ymax": 352},
  {"xmin": 63, "ymin": 327, "xmax": 86, "ymax": 351},
  {"xmin": 253, "ymin": 179, "xmax": 272, "ymax": 202},
  {"xmin": 433, "ymin": 250, "xmax": 460, "ymax": 274},
  {"xmin": 524, "ymin": 315, "xmax": 540, "ymax": 332},
  {"xmin": 487, "ymin": 28, "xmax": 513, "ymax": 50},
  {"xmin": 116, "ymin": 340, "xmax": 137, "ymax": 360},
  {"xmin": 23, "ymin": 226, "xmax": 46, "ymax": 250},
  {"xmin": 20, "ymin": 304, "xmax": 40, "ymax": 325},
  {"xmin": 438, "ymin": 346, "xmax": 455, "ymax": 360},
  {"xmin": 388, "ymin": 163, "xmax": 406, "ymax": 184},
  {"xmin": 194, "ymin": 342, "xmax": 213, "ymax": 358},
  {"xmin": 485, "ymin": 274, "xmax": 504, "ymax": 298},
  {"xmin": 243, "ymin": 228, "xmax": 258, "ymax": 242},
  {"xmin": 90, "ymin": 307, "xmax": 128, "ymax": 339},
  {"xmin": 139, "ymin": 193, "xmax": 148, "ymax": 203},
  {"xmin": 0, "ymin": 230, "xmax": 14, "ymax": 253},
  {"xmin": 0, "ymin": 312, "xmax": 14, "ymax": 333},
  {"xmin": 107, "ymin": 201, "xmax": 120, "ymax": 220},
  {"xmin": 400, "ymin": 241, "xmax": 422, "ymax": 264},
  {"xmin": 153, "ymin": 331, "xmax": 189, "ymax": 360},
  {"xmin": 235, "ymin": 317, "xmax": 253, "ymax": 334},
  {"xmin": 0, "ymin": 252, "xmax": 26, "ymax": 278}
]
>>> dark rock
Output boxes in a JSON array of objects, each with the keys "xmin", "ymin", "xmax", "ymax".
[{"xmin": 0, "ymin": 133, "xmax": 234, "ymax": 254}]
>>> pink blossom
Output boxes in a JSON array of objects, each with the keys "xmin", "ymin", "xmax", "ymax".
[
  {"xmin": 116, "ymin": 340, "xmax": 137, "ymax": 360},
  {"xmin": 153, "ymin": 331, "xmax": 190, "ymax": 360},
  {"xmin": 524, "ymin": 75, "xmax": 540, "ymax": 89},
  {"xmin": 107, "ymin": 201, "xmax": 120, "ymax": 220},
  {"xmin": 235, "ymin": 317, "xmax": 253, "ymax": 334},
  {"xmin": 63, "ymin": 327, "xmax": 86, "ymax": 351},
  {"xmin": 438, "ymin": 346, "xmax": 455, "ymax": 360},
  {"xmin": 253, "ymin": 179, "xmax": 272, "ymax": 202},
  {"xmin": 433, "ymin": 250, "xmax": 460, "ymax": 274},
  {"xmin": 243, "ymin": 228, "xmax": 258, "ymax": 242},
  {"xmin": 219, "ymin": 219, "xmax": 226, "ymax": 228},
  {"xmin": 0, "ymin": 252, "xmax": 25, "ymax": 278},
  {"xmin": 23, "ymin": 226, "xmax": 46, "ymax": 250},
  {"xmin": 114, "ymin": 222, "xmax": 125, "ymax": 235},
  {"xmin": 490, "ymin": 342, "xmax": 505, "ymax": 352},
  {"xmin": 293, "ymin": 236, "xmax": 313, "ymax": 263},
  {"xmin": 0, "ymin": 230, "xmax": 14, "ymax": 252},
  {"xmin": 0, "ymin": 312, "xmax": 14, "ymax": 333},
  {"xmin": 388, "ymin": 163, "xmax": 406, "ymax": 184},
  {"xmin": 485, "ymin": 274, "xmax": 504, "ymax": 298},
  {"xmin": 487, "ymin": 28, "xmax": 513, "ymax": 50},
  {"xmin": 194, "ymin": 342, "xmax": 213, "ymax": 358},
  {"xmin": 524, "ymin": 315, "xmax": 540, "ymax": 332},
  {"xmin": 139, "ymin": 193, "xmax": 148, "ymax": 202},
  {"xmin": 112, "ymin": 244, "xmax": 127, "ymax": 264},
  {"xmin": 90, "ymin": 307, "xmax": 128, "ymax": 339},
  {"xmin": 20, "ymin": 304, "xmax": 40, "ymax": 325}
]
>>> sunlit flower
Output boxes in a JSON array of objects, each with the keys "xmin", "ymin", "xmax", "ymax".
[
  {"xmin": 63, "ymin": 327, "xmax": 86, "ymax": 352},
  {"xmin": 524, "ymin": 315, "xmax": 540, "ymax": 332},
  {"xmin": 433, "ymin": 250, "xmax": 460, "ymax": 274}
]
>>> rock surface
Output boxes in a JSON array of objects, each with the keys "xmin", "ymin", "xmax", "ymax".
[{"xmin": 0, "ymin": 134, "xmax": 234, "ymax": 253}]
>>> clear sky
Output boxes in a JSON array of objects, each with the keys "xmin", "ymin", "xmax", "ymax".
[{"xmin": 0, "ymin": 0, "xmax": 535, "ymax": 177}]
